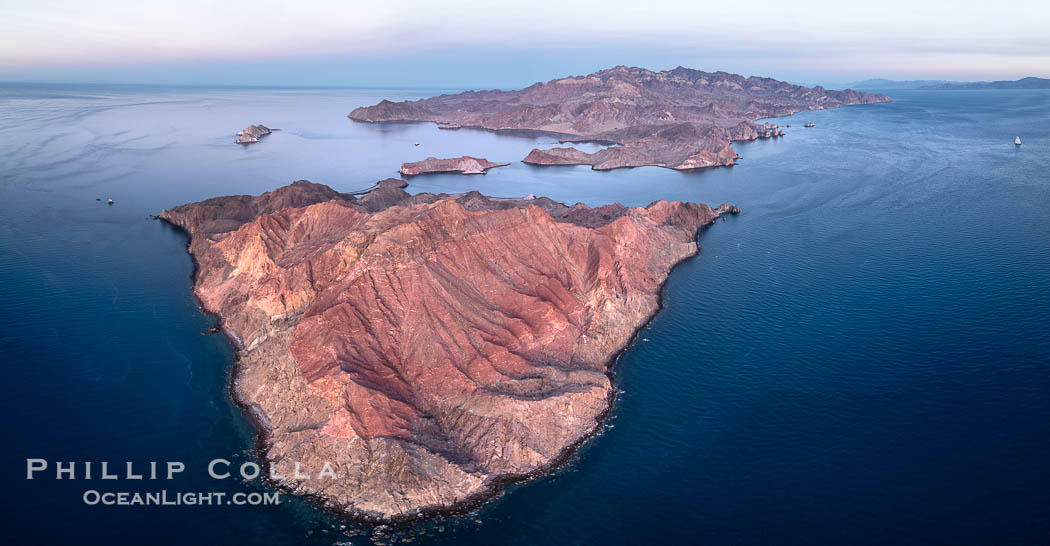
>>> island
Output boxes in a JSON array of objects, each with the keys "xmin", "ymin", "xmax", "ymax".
[
  {"xmin": 349, "ymin": 66, "xmax": 889, "ymax": 171},
  {"xmin": 160, "ymin": 179, "xmax": 738, "ymax": 520},
  {"xmin": 236, "ymin": 124, "xmax": 271, "ymax": 144},
  {"xmin": 400, "ymin": 156, "xmax": 510, "ymax": 175}
]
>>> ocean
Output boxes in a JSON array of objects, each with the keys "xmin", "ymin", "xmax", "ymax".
[{"xmin": 1, "ymin": 83, "xmax": 1048, "ymax": 544}]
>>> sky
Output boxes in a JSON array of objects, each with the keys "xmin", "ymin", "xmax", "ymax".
[{"xmin": 1, "ymin": 0, "xmax": 1048, "ymax": 88}]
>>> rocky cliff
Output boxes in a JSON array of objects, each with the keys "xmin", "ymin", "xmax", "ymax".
[
  {"xmin": 161, "ymin": 180, "xmax": 738, "ymax": 520},
  {"xmin": 349, "ymin": 65, "xmax": 888, "ymax": 171}
]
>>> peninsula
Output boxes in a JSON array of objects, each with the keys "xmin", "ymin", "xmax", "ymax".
[
  {"xmin": 349, "ymin": 66, "xmax": 890, "ymax": 171},
  {"xmin": 161, "ymin": 179, "xmax": 738, "ymax": 520}
]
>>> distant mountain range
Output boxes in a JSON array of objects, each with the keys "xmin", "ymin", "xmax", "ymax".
[
  {"xmin": 840, "ymin": 77, "xmax": 1050, "ymax": 90},
  {"xmin": 844, "ymin": 78, "xmax": 957, "ymax": 90},
  {"xmin": 919, "ymin": 77, "xmax": 1050, "ymax": 90}
]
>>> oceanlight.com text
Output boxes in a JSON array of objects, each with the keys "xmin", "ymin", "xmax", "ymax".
[{"xmin": 82, "ymin": 490, "xmax": 281, "ymax": 506}]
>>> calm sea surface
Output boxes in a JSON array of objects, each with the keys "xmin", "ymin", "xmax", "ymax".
[{"xmin": 1, "ymin": 84, "xmax": 1048, "ymax": 545}]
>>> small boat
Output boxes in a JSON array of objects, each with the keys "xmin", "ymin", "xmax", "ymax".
[
  {"xmin": 804, "ymin": 122, "xmax": 815, "ymax": 128},
  {"xmin": 107, "ymin": 199, "xmax": 114, "ymax": 205},
  {"xmin": 1015, "ymin": 136, "xmax": 1022, "ymax": 146},
  {"xmin": 414, "ymin": 142, "xmax": 420, "ymax": 146}
]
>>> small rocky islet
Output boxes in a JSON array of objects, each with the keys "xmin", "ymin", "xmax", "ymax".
[
  {"xmin": 236, "ymin": 124, "xmax": 272, "ymax": 144},
  {"xmin": 399, "ymin": 156, "xmax": 509, "ymax": 175}
]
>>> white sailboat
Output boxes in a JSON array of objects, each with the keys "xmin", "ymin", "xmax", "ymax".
[{"xmin": 1015, "ymin": 136, "xmax": 1022, "ymax": 146}]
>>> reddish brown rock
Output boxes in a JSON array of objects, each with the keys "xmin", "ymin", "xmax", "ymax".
[
  {"xmin": 161, "ymin": 180, "xmax": 738, "ymax": 520},
  {"xmin": 350, "ymin": 66, "xmax": 888, "ymax": 171},
  {"xmin": 399, "ymin": 156, "xmax": 509, "ymax": 176}
]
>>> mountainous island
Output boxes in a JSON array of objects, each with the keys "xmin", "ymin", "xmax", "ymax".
[
  {"xmin": 349, "ymin": 66, "xmax": 890, "ymax": 171},
  {"xmin": 161, "ymin": 179, "xmax": 738, "ymax": 520}
]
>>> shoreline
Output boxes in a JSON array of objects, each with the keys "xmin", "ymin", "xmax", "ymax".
[{"xmin": 159, "ymin": 181, "xmax": 738, "ymax": 526}]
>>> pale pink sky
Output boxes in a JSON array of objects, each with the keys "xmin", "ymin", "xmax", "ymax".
[{"xmin": 1, "ymin": 0, "xmax": 1047, "ymax": 85}]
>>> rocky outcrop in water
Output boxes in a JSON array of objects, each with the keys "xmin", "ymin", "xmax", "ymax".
[
  {"xmin": 349, "ymin": 65, "xmax": 888, "ymax": 171},
  {"xmin": 237, "ymin": 124, "xmax": 272, "ymax": 144},
  {"xmin": 400, "ymin": 156, "xmax": 509, "ymax": 175},
  {"xmin": 160, "ymin": 180, "xmax": 738, "ymax": 520}
]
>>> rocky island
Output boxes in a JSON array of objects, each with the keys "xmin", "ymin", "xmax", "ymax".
[
  {"xmin": 400, "ymin": 156, "xmax": 509, "ymax": 175},
  {"xmin": 349, "ymin": 66, "xmax": 889, "ymax": 171},
  {"xmin": 161, "ymin": 179, "xmax": 738, "ymax": 520},
  {"xmin": 236, "ymin": 124, "xmax": 272, "ymax": 144}
]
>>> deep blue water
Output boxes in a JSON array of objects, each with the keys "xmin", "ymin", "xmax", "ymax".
[{"xmin": 1, "ymin": 84, "xmax": 1048, "ymax": 545}]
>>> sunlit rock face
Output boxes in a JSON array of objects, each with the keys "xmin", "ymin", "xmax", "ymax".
[{"xmin": 161, "ymin": 180, "xmax": 738, "ymax": 520}]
